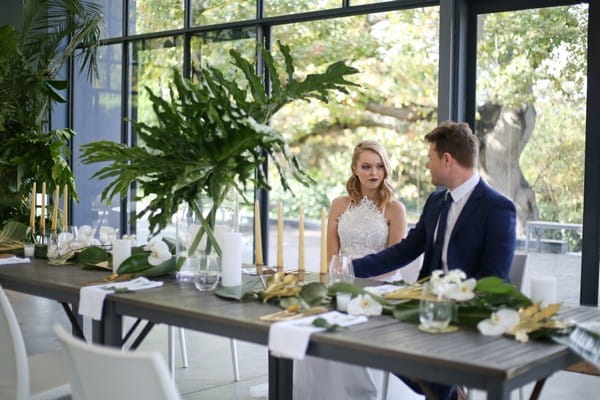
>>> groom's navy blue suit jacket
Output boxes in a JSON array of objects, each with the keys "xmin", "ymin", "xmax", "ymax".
[{"xmin": 353, "ymin": 178, "xmax": 516, "ymax": 281}]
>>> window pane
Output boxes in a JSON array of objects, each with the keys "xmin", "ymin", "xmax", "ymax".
[
  {"xmin": 129, "ymin": 37, "xmax": 184, "ymax": 242},
  {"xmin": 72, "ymin": 44, "xmax": 123, "ymax": 230},
  {"xmin": 265, "ymin": 0, "xmax": 341, "ymax": 17},
  {"xmin": 270, "ymin": 8, "xmax": 439, "ymax": 271},
  {"xmin": 97, "ymin": 0, "xmax": 123, "ymax": 38},
  {"xmin": 191, "ymin": 0, "xmax": 255, "ymax": 26},
  {"xmin": 127, "ymin": 0, "xmax": 184, "ymax": 35},
  {"xmin": 476, "ymin": 5, "xmax": 588, "ymax": 304}
]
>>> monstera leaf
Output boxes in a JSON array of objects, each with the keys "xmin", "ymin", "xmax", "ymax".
[{"xmin": 80, "ymin": 42, "xmax": 359, "ymax": 256}]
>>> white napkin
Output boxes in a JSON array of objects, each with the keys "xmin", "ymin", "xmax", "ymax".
[
  {"xmin": 79, "ymin": 277, "xmax": 163, "ymax": 320},
  {"xmin": 0, "ymin": 256, "xmax": 30, "ymax": 266},
  {"xmin": 363, "ymin": 284, "xmax": 406, "ymax": 297},
  {"xmin": 268, "ymin": 311, "xmax": 367, "ymax": 360}
]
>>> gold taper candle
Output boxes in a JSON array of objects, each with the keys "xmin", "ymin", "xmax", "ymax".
[
  {"xmin": 320, "ymin": 207, "xmax": 327, "ymax": 274},
  {"xmin": 40, "ymin": 182, "xmax": 46, "ymax": 235},
  {"xmin": 298, "ymin": 206, "xmax": 305, "ymax": 272},
  {"xmin": 51, "ymin": 187, "xmax": 59, "ymax": 232},
  {"xmin": 62, "ymin": 185, "xmax": 68, "ymax": 231},
  {"xmin": 277, "ymin": 203, "xmax": 284, "ymax": 271},
  {"xmin": 254, "ymin": 201, "xmax": 263, "ymax": 269},
  {"xmin": 29, "ymin": 182, "xmax": 36, "ymax": 233}
]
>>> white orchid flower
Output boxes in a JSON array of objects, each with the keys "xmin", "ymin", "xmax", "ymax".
[
  {"xmin": 347, "ymin": 294, "xmax": 382, "ymax": 316},
  {"xmin": 77, "ymin": 225, "xmax": 95, "ymax": 246},
  {"xmin": 445, "ymin": 278, "xmax": 477, "ymax": 301},
  {"xmin": 146, "ymin": 240, "xmax": 172, "ymax": 266},
  {"xmin": 99, "ymin": 226, "xmax": 117, "ymax": 245},
  {"xmin": 477, "ymin": 308, "xmax": 520, "ymax": 336},
  {"xmin": 445, "ymin": 269, "xmax": 467, "ymax": 284},
  {"xmin": 122, "ymin": 234, "xmax": 137, "ymax": 245}
]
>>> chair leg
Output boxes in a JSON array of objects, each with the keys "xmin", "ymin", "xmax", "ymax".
[
  {"xmin": 178, "ymin": 328, "xmax": 189, "ymax": 368},
  {"xmin": 167, "ymin": 326, "xmax": 175, "ymax": 380},
  {"xmin": 230, "ymin": 339, "xmax": 240, "ymax": 381},
  {"xmin": 381, "ymin": 371, "xmax": 389, "ymax": 400}
]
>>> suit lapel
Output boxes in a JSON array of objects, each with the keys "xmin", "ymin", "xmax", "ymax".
[{"xmin": 449, "ymin": 179, "xmax": 486, "ymax": 238}]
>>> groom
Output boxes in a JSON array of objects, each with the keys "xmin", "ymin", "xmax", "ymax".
[{"xmin": 352, "ymin": 120, "xmax": 516, "ymax": 400}]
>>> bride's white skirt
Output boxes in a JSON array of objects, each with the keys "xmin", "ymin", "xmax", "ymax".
[{"xmin": 294, "ymin": 356, "xmax": 425, "ymax": 400}]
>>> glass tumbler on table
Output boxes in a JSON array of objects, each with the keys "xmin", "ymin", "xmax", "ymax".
[
  {"xmin": 328, "ymin": 255, "xmax": 354, "ymax": 284},
  {"xmin": 419, "ymin": 282, "xmax": 454, "ymax": 331}
]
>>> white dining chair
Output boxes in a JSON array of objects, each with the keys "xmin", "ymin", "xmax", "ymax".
[
  {"xmin": 167, "ymin": 326, "xmax": 240, "ymax": 381},
  {"xmin": 54, "ymin": 324, "xmax": 182, "ymax": 400},
  {"xmin": 0, "ymin": 285, "xmax": 71, "ymax": 400}
]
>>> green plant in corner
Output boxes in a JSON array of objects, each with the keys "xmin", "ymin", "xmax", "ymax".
[
  {"xmin": 0, "ymin": 0, "xmax": 103, "ymax": 227},
  {"xmin": 80, "ymin": 41, "xmax": 359, "ymax": 263}
]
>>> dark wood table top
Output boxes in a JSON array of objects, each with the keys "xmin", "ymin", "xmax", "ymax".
[{"xmin": 1, "ymin": 259, "xmax": 597, "ymax": 400}]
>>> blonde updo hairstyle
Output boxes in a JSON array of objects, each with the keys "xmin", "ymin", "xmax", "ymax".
[{"xmin": 346, "ymin": 140, "xmax": 395, "ymax": 209}]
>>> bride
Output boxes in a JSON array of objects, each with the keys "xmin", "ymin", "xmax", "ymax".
[{"xmin": 294, "ymin": 140, "xmax": 423, "ymax": 400}]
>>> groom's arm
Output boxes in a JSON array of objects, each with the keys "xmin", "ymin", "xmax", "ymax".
[{"xmin": 353, "ymin": 211, "xmax": 429, "ymax": 278}]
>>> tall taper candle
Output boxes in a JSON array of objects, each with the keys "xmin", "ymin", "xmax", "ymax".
[
  {"xmin": 51, "ymin": 187, "xmax": 59, "ymax": 232},
  {"xmin": 40, "ymin": 182, "xmax": 46, "ymax": 235},
  {"xmin": 254, "ymin": 201, "xmax": 263, "ymax": 268},
  {"xmin": 62, "ymin": 185, "xmax": 68, "ymax": 231},
  {"xmin": 29, "ymin": 182, "xmax": 36, "ymax": 233},
  {"xmin": 298, "ymin": 206, "xmax": 305, "ymax": 272},
  {"xmin": 320, "ymin": 207, "xmax": 327, "ymax": 274},
  {"xmin": 277, "ymin": 203, "xmax": 284, "ymax": 271}
]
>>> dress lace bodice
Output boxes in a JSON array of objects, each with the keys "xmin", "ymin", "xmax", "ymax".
[{"xmin": 338, "ymin": 197, "xmax": 388, "ymax": 260}]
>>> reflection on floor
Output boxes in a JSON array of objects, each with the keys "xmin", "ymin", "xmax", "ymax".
[{"xmin": 6, "ymin": 286, "xmax": 600, "ymax": 399}]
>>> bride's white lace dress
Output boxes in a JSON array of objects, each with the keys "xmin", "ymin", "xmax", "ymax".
[{"xmin": 293, "ymin": 198, "xmax": 422, "ymax": 400}]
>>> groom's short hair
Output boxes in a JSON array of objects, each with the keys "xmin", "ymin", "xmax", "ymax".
[{"xmin": 425, "ymin": 121, "xmax": 478, "ymax": 168}]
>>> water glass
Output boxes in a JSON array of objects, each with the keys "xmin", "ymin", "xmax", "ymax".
[
  {"xmin": 193, "ymin": 253, "xmax": 220, "ymax": 291},
  {"xmin": 329, "ymin": 255, "xmax": 353, "ymax": 284},
  {"xmin": 23, "ymin": 243, "xmax": 35, "ymax": 258},
  {"xmin": 419, "ymin": 283, "xmax": 453, "ymax": 330}
]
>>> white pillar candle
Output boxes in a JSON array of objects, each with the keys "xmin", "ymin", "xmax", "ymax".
[
  {"xmin": 530, "ymin": 276, "xmax": 557, "ymax": 306},
  {"xmin": 336, "ymin": 292, "xmax": 352, "ymax": 312},
  {"xmin": 216, "ymin": 230, "xmax": 242, "ymax": 287},
  {"xmin": 112, "ymin": 239, "xmax": 132, "ymax": 274}
]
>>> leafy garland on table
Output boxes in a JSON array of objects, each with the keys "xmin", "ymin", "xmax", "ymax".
[{"xmin": 215, "ymin": 269, "xmax": 574, "ymax": 344}]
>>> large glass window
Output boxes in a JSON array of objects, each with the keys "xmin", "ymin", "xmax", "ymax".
[
  {"xmin": 191, "ymin": 0, "xmax": 255, "ymax": 26},
  {"xmin": 269, "ymin": 8, "xmax": 439, "ymax": 271},
  {"xmin": 97, "ymin": 0, "xmax": 123, "ymax": 38},
  {"xmin": 72, "ymin": 44, "xmax": 123, "ymax": 230},
  {"xmin": 127, "ymin": 0, "xmax": 184, "ymax": 35},
  {"xmin": 265, "ymin": 0, "xmax": 340, "ymax": 17},
  {"xmin": 475, "ymin": 5, "xmax": 588, "ymax": 305}
]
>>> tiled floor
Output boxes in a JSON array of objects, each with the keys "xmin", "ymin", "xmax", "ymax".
[{"xmin": 6, "ymin": 250, "xmax": 600, "ymax": 399}]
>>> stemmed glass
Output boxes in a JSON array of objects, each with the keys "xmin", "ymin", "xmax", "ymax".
[{"xmin": 328, "ymin": 255, "xmax": 354, "ymax": 284}]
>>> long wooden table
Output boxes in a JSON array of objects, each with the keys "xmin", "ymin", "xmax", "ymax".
[{"xmin": 1, "ymin": 259, "xmax": 597, "ymax": 400}]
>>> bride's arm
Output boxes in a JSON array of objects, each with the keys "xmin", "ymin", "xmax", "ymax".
[
  {"xmin": 387, "ymin": 199, "xmax": 408, "ymax": 246},
  {"xmin": 327, "ymin": 197, "xmax": 349, "ymax": 263}
]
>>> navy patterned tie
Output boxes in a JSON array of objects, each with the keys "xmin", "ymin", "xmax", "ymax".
[{"xmin": 430, "ymin": 192, "xmax": 453, "ymax": 271}]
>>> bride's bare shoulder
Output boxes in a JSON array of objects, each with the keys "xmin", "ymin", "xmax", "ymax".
[{"xmin": 330, "ymin": 196, "xmax": 352, "ymax": 214}]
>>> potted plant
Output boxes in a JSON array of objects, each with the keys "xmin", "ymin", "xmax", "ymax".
[
  {"xmin": 80, "ymin": 42, "xmax": 359, "ymax": 268},
  {"xmin": 0, "ymin": 0, "xmax": 103, "ymax": 229}
]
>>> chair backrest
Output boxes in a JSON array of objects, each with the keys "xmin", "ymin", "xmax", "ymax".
[
  {"xmin": 509, "ymin": 253, "xmax": 527, "ymax": 291},
  {"xmin": 53, "ymin": 324, "xmax": 182, "ymax": 400},
  {"xmin": 0, "ymin": 284, "xmax": 30, "ymax": 400}
]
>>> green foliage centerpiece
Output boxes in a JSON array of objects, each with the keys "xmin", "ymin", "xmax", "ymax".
[{"xmin": 80, "ymin": 42, "xmax": 359, "ymax": 264}]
